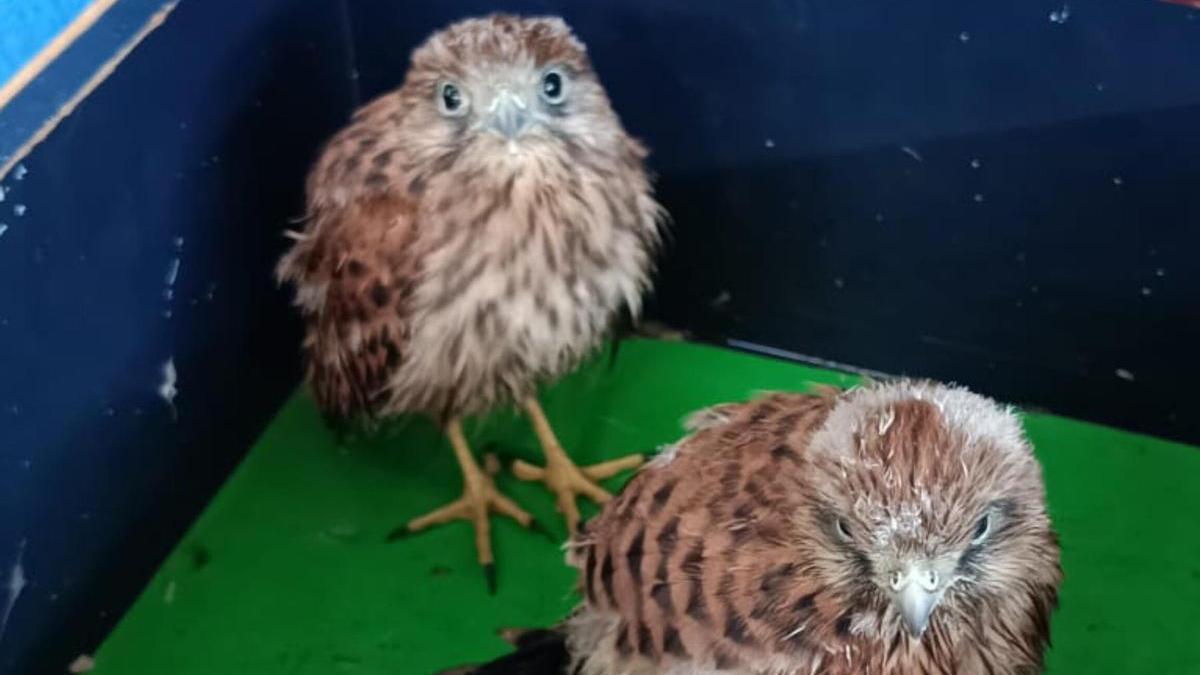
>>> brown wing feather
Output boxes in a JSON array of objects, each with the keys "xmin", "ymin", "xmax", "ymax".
[
  {"xmin": 276, "ymin": 192, "xmax": 419, "ymax": 425},
  {"xmin": 575, "ymin": 392, "xmax": 839, "ymax": 670}
]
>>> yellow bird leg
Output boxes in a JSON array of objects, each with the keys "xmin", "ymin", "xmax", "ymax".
[
  {"xmin": 392, "ymin": 419, "xmax": 532, "ymax": 593},
  {"xmin": 514, "ymin": 398, "xmax": 643, "ymax": 533}
]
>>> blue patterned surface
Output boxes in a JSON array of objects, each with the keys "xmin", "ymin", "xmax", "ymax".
[{"xmin": 0, "ymin": 1, "xmax": 357, "ymax": 672}]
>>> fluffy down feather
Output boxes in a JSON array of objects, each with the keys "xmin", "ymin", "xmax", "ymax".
[{"xmin": 449, "ymin": 381, "xmax": 1061, "ymax": 675}]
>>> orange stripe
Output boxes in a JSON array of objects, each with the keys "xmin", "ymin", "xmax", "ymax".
[
  {"xmin": 0, "ymin": 0, "xmax": 121, "ymax": 111},
  {"xmin": 0, "ymin": 2, "xmax": 178, "ymax": 181}
]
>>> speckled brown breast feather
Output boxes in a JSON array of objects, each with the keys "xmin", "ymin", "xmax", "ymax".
[
  {"xmin": 276, "ymin": 14, "xmax": 665, "ymax": 426},
  {"xmin": 277, "ymin": 192, "xmax": 420, "ymax": 423}
]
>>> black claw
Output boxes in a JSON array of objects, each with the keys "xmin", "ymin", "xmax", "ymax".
[
  {"xmin": 385, "ymin": 526, "xmax": 414, "ymax": 542},
  {"xmin": 484, "ymin": 563, "xmax": 497, "ymax": 595},
  {"xmin": 528, "ymin": 518, "xmax": 558, "ymax": 543},
  {"xmin": 607, "ymin": 337, "xmax": 623, "ymax": 371}
]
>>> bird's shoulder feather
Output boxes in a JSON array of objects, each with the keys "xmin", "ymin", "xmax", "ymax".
[
  {"xmin": 275, "ymin": 191, "xmax": 419, "ymax": 425},
  {"xmin": 569, "ymin": 391, "xmax": 842, "ymax": 672}
]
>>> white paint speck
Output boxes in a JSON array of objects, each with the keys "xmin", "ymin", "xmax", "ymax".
[
  {"xmin": 158, "ymin": 358, "xmax": 178, "ymax": 420},
  {"xmin": 1155, "ymin": 268, "xmax": 1166, "ymax": 277},
  {"xmin": 0, "ymin": 186, "xmax": 5, "ymax": 202},
  {"xmin": 764, "ymin": 138, "xmax": 776, "ymax": 149},
  {"xmin": 162, "ymin": 309, "xmax": 173, "ymax": 319},
  {"xmin": 900, "ymin": 146, "xmax": 924, "ymax": 163},
  {"xmin": 12, "ymin": 204, "xmax": 25, "ymax": 217},
  {"xmin": 1115, "ymin": 368, "xmax": 1135, "ymax": 382},
  {"xmin": 173, "ymin": 236, "xmax": 185, "ymax": 250},
  {"xmin": 973, "ymin": 193, "xmax": 985, "ymax": 203},
  {"xmin": 68, "ymin": 654, "xmax": 95, "ymax": 674},
  {"xmin": 164, "ymin": 257, "xmax": 180, "ymax": 286},
  {"xmin": 959, "ymin": 31, "xmax": 971, "ymax": 42},
  {"xmin": 205, "ymin": 282, "xmax": 217, "ymax": 301},
  {"xmin": 1030, "ymin": 285, "xmax": 1040, "ymax": 294},
  {"xmin": 1141, "ymin": 286, "xmax": 1152, "ymax": 297},
  {"xmin": 970, "ymin": 158, "xmax": 982, "ymax": 169},
  {"xmin": 13, "ymin": 164, "xmax": 27, "ymax": 181},
  {"xmin": 1, "ymin": 539, "xmax": 28, "ymax": 642},
  {"xmin": 0, "ymin": 224, "xmax": 7, "ymax": 238},
  {"xmin": 1112, "ymin": 176, "xmax": 1123, "ymax": 186},
  {"xmin": 1095, "ymin": 82, "xmax": 1106, "ymax": 93},
  {"xmin": 163, "ymin": 288, "xmax": 174, "ymax": 301},
  {"xmin": 1049, "ymin": 3, "xmax": 1071, "ymax": 24},
  {"xmin": 833, "ymin": 277, "xmax": 845, "ymax": 289},
  {"xmin": 709, "ymin": 290, "xmax": 732, "ymax": 309}
]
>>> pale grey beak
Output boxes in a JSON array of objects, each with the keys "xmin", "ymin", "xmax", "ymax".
[
  {"xmin": 487, "ymin": 90, "xmax": 529, "ymax": 139},
  {"xmin": 896, "ymin": 581, "xmax": 937, "ymax": 636},
  {"xmin": 890, "ymin": 562, "xmax": 944, "ymax": 638}
]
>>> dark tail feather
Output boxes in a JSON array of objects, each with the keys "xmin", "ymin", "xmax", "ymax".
[{"xmin": 434, "ymin": 628, "xmax": 569, "ymax": 675}]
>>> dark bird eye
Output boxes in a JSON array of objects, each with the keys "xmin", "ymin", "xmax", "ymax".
[
  {"xmin": 438, "ymin": 82, "xmax": 467, "ymax": 116},
  {"xmin": 540, "ymin": 69, "xmax": 567, "ymax": 104},
  {"xmin": 972, "ymin": 513, "xmax": 992, "ymax": 544},
  {"xmin": 836, "ymin": 518, "xmax": 853, "ymax": 541}
]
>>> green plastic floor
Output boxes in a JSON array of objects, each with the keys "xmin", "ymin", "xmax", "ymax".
[{"xmin": 93, "ymin": 340, "xmax": 1200, "ymax": 674}]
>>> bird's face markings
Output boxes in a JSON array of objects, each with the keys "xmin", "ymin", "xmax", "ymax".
[
  {"xmin": 798, "ymin": 385, "xmax": 1059, "ymax": 647},
  {"xmin": 392, "ymin": 15, "xmax": 631, "ymax": 201},
  {"xmin": 818, "ymin": 464, "xmax": 1037, "ymax": 640},
  {"xmin": 418, "ymin": 43, "xmax": 590, "ymax": 155},
  {"xmin": 439, "ymin": 63, "xmax": 576, "ymax": 143}
]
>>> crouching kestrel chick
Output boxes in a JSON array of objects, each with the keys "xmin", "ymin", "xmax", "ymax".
[
  {"xmin": 275, "ymin": 14, "xmax": 665, "ymax": 589},
  {"xmin": 448, "ymin": 380, "xmax": 1062, "ymax": 673}
]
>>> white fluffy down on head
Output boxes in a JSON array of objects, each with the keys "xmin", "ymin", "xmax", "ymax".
[{"xmin": 809, "ymin": 380, "xmax": 1029, "ymax": 461}]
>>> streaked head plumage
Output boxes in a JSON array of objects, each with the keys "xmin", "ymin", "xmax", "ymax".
[{"xmin": 800, "ymin": 381, "xmax": 1060, "ymax": 642}]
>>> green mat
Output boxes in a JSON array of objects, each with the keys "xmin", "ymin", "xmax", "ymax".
[{"xmin": 92, "ymin": 339, "xmax": 1200, "ymax": 674}]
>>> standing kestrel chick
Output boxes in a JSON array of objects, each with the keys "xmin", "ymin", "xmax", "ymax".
[
  {"xmin": 449, "ymin": 381, "xmax": 1062, "ymax": 674},
  {"xmin": 275, "ymin": 14, "xmax": 665, "ymax": 588}
]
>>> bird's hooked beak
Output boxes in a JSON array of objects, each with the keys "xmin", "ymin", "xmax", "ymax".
[
  {"xmin": 487, "ymin": 89, "xmax": 530, "ymax": 139},
  {"xmin": 889, "ymin": 562, "xmax": 947, "ymax": 638}
]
